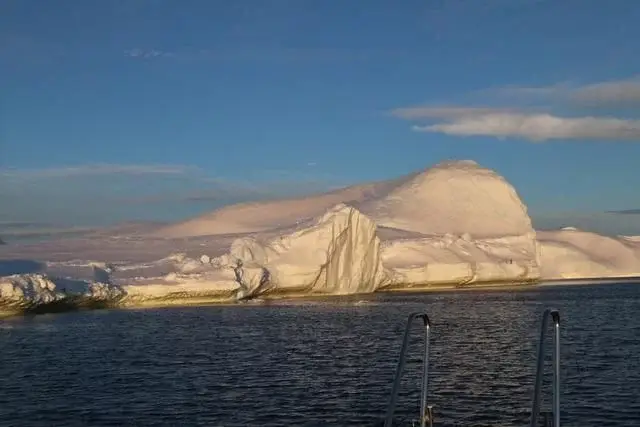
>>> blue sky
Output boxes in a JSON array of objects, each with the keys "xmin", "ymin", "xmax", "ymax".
[{"xmin": 2, "ymin": 0, "xmax": 640, "ymax": 235}]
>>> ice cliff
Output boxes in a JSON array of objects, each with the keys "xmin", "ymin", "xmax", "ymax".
[{"xmin": 221, "ymin": 203, "xmax": 388, "ymax": 298}]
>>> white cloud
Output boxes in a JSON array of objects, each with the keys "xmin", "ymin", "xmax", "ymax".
[
  {"xmin": 392, "ymin": 75, "xmax": 640, "ymax": 141},
  {"xmin": 0, "ymin": 164, "xmax": 198, "ymax": 179},
  {"xmin": 394, "ymin": 107, "xmax": 640, "ymax": 141}
]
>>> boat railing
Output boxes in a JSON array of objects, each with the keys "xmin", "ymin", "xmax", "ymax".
[
  {"xmin": 383, "ymin": 308, "xmax": 561, "ymax": 427},
  {"xmin": 384, "ymin": 312, "xmax": 432, "ymax": 427},
  {"xmin": 529, "ymin": 309, "xmax": 561, "ymax": 427}
]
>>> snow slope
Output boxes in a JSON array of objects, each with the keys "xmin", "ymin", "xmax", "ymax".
[
  {"xmin": 154, "ymin": 161, "xmax": 533, "ymax": 240},
  {"xmin": 538, "ymin": 229, "xmax": 640, "ymax": 279},
  {"xmin": 153, "ymin": 178, "xmax": 403, "ymax": 238},
  {"xmin": 1, "ymin": 160, "xmax": 638, "ymax": 315},
  {"xmin": 358, "ymin": 160, "xmax": 534, "ymax": 238}
]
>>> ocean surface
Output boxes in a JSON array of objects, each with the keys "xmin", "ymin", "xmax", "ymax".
[{"xmin": 1, "ymin": 283, "xmax": 639, "ymax": 426}]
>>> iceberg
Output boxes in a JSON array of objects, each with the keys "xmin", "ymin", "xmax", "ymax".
[
  {"xmin": 0, "ymin": 274, "xmax": 61, "ymax": 310},
  {"xmin": 0, "ymin": 273, "xmax": 125, "ymax": 316},
  {"xmin": 1, "ymin": 160, "xmax": 639, "ymax": 316}
]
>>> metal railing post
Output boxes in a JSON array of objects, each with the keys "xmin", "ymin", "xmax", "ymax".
[
  {"xmin": 420, "ymin": 320, "xmax": 431, "ymax": 427},
  {"xmin": 384, "ymin": 312, "xmax": 431, "ymax": 427},
  {"xmin": 529, "ymin": 309, "xmax": 561, "ymax": 427},
  {"xmin": 553, "ymin": 311, "xmax": 560, "ymax": 427}
]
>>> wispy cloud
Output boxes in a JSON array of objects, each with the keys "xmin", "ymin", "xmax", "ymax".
[
  {"xmin": 392, "ymin": 75, "xmax": 640, "ymax": 142},
  {"xmin": 0, "ymin": 163, "xmax": 345, "ymax": 225},
  {"xmin": 393, "ymin": 107, "xmax": 640, "ymax": 141},
  {"xmin": 391, "ymin": 106, "xmax": 515, "ymax": 120},
  {"xmin": 0, "ymin": 164, "xmax": 198, "ymax": 179},
  {"xmin": 492, "ymin": 76, "xmax": 640, "ymax": 108},
  {"xmin": 608, "ymin": 209, "xmax": 640, "ymax": 215},
  {"xmin": 123, "ymin": 46, "xmax": 402, "ymax": 63},
  {"xmin": 487, "ymin": 83, "xmax": 572, "ymax": 101},
  {"xmin": 124, "ymin": 48, "xmax": 175, "ymax": 59},
  {"xmin": 569, "ymin": 77, "xmax": 640, "ymax": 108}
]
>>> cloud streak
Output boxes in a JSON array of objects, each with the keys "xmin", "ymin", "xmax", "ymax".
[
  {"xmin": 570, "ymin": 78, "xmax": 640, "ymax": 108},
  {"xmin": 394, "ymin": 107, "xmax": 640, "ymax": 141},
  {"xmin": 0, "ymin": 164, "xmax": 199, "ymax": 179},
  {"xmin": 392, "ymin": 75, "xmax": 640, "ymax": 141},
  {"xmin": 123, "ymin": 46, "xmax": 403, "ymax": 64},
  {"xmin": 609, "ymin": 209, "xmax": 640, "ymax": 215},
  {"xmin": 0, "ymin": 163, "xmax": 345, "ymax": 227},
  {"xmin": 493, "ymin": 76, "xmax": 640, "ymax": 108},
  {"xmin": 392, "ymin": 106, "xmax": 515, "ymax": 120},
  {"xmin": 124, "ymin": 48, "xmax": 175, "ymax": 59}
]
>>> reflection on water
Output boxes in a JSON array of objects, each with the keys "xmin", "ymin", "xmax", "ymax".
[{"xmin": 0, "ymin": 283, "xmax": 639, "ymax": 426}]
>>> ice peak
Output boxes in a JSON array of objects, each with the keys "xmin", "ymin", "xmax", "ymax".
[{"xmin": 357, "ymin": 160, "xmax": 534, "ymax": 239}]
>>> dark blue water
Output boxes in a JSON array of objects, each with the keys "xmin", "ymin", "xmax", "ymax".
[{"xmin": 1, "ymin": 283, "xmax": 639, "ymax": 426}]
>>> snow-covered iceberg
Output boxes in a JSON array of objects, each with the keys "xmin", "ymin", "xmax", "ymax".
[
  {"xmin": 0, "ymin": 274, "xmax": 61, "ymax": 310},
  {"xmin": 123, "ymin": 203, "xmax": 388, "ymax": 303},
  {"xmin": 0, "ymin": 204, "xmax": 389, "ymax": 313},
  {"xmin": 0, "ymin": 272, "xmax": 124, "ymax": 316},
  {"xmin": 1, "ymin": 160, "xmax": 639, "ymax": 316}
]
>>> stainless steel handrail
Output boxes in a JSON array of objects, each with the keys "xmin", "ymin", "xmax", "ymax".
[
  {"xmin": 384, "ymin": 312, "xmax": 432, "ymax": 427},
  {"xmin": 529, "ymin": 309, "xmax": 561, "ymax": 427}
]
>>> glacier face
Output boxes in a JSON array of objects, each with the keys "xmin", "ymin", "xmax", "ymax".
[
  {"xmin": 381, "ymin": 233, "xmax": 540, "ymax": 286},
  {"xmin": 221, "ymin": 203, "xmax": 389, "ymax": 298},
  {"xmin": 1, "ymin": 160, "xmax": 639, "ymax": 315}
]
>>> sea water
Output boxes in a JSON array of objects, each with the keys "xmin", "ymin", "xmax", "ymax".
[{"xmin": 1, "ymin": 283, "xmax": 639, "ymax": 426}]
